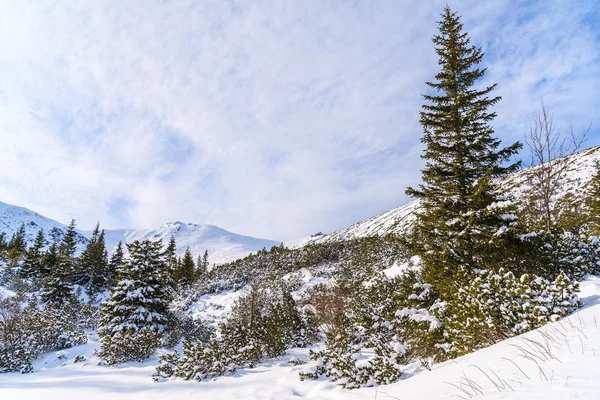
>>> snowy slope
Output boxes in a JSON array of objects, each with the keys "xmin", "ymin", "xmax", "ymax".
[
  {"xmin": 298, "ymin": 146, "xmax": 600, "ymax": 246},
  {"xmin": 0, "ymin": 201, "xmax": 279, "ymax": 264},
  {"xmin": 102, "ymin": 222, "xmax": 280, "ymax": 265},
  {"xmin": 2, "ymin": 275, "xmax": 600, "ymax": 400},
  {"xmin": 0, "ymin": 201, "xmax": 88, "ymax": 246}
]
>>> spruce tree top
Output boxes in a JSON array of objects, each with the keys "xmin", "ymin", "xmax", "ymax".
[{"xmin": 408, "ymin": 6, "xmax": 521, "ymax": 202}]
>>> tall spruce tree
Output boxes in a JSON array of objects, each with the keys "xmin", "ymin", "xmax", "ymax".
[
  {"xmin": 165, "ymin": 236, "xmax": 177, "ymax": 272},
  {"xmin": 0, "ymin": 232, "xmax": 7, "ymax": 261},
  {"xmin": 41, "ymin": 240, "xmax": 59, "ymax": 277},
  {"xmin": 20, "ymin": 229, "xmax": 46, "ymax": 279},
  {"xmin": 6, "ymin": 223, "xmax": 27, "ymax": 269},
  {"xmin": 164, "ymin": 236, "xmax": 177, "ymax": 290},
  {"xmin": 197, "ymin": 249, "xmax": 209, "ymax": 279},
  {"xmin": 42, "ymin": 220, "xmax": 78, "ymax": 305},
  {"xmin": 98, "ymin": 239, "xmax": 171, "ymax": 364},
  {"xmin": 107, "ymin": 241, "xmax": 124, "ymax": 286},
  {"xmin": 77, "ymin": 223, "xmax": 109, "ymax": 294},
  {"xmin": 175, "ymin": 248, "xmax": 196, "ymax": 288},
  {"xmin": 406, "ymin": 6, "xmax": 521, "ymax": 296}
]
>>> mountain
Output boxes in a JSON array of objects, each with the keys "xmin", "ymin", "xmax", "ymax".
[
  {"xmin": 0, "ymin": 201, "xmax": 89, "ymax": 246},
  {"xmin": 102, "ymin": 222, "xmax": 280, "ymax": 265},
  {"xmin": 0, "ymin": 202, "xmax": 279, "ymax": 264},
  {"xmin": 295, "ymin": 146, "xmax": 600, "ymax": 246}
]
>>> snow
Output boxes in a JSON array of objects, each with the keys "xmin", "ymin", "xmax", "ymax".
[
  {"xmin": 102, "ymin": 221, "xmax": 280, "ymax": 265},
  {"xmin": 3, "ymin": 275, "xmax": 600, "ymax": 399},
  {"xmin": 0, "ymin": 286, "xmax": 15, "ymax": 299},
  {"xmin": 187, "ymin": 289, "xmax": 247, "ymax": 322},
  {"xmin": 0, "ymin": 199, "xmax": 279, "ymax": 265},
  {"xmin": 382, "ymin": 256, "xmax": 420, "ymax": 278}
]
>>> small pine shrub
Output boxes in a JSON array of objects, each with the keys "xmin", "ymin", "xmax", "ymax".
[{"xmin": 0, "ymin": 297, "xmax": 88, "ymax": 373}]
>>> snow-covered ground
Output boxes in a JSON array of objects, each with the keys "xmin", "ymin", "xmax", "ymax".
[{"xmin": 3, "ymin": 275, "xmax": 600, "ymax": 400}]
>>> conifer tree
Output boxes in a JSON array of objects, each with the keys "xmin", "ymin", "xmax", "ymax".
[
  {"xmin": 7, "ymin": 223, "xmax": 27, "ymax": 268},
  {"xmin": 196, "ymin": 250, "xmax": 209, "ymax": 280},
  {"xmin": 202, "ymin": 249, "xmax": 209, "ymax": 272},
  {"xmin": 77, "ymin": 223, "xmax": 109, "ymax": 294},
  {"xmin": 42, "ymin": 220, "xmax": 78, "ymax": 305},
  {"xmin": 175, "ymin": 248, "xmax": 196, "ymax": 288},
  {"xmin": 107, "ymin": 241, "xmax": 124, "ymax": 286},
  {"xmin": 196, "ymin": 250, "xmax": 208, "ymax": 279},
  {"xmin": 586, "ymin": 160, "xmax": 600, "ymax": 236},
  {"xmin": 59, "ymin": 219, "xmax": 79, "ymax": 260},
  {"xmin": 41, "ymin": 258, "xmax": 74, "ymax": 306},
  {"xmin": 20, "ymin": 229, "xmax": 46, "ymax": 279},
  {"xmin": 41, "ymin": 240, "xmax": 59, "ymax": 277},
  {"xmin": 406, "ymin": 6, "xmax": 521, "ymax": 296},
  {"xmin": 98, "ymin": 239, "xmax": 171, "ymax": 364},
  {"xmin": 165, "ymin": 236, "xmax": 177, "ymax": 286},
  {"xmin": 0, "ymin": 232, "xmax": 7, "ymax": 261}
]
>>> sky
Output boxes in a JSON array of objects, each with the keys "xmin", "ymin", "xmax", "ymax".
[{"xmin": 0, "ymin": 0, "xmax": 598, "ymax": 241}]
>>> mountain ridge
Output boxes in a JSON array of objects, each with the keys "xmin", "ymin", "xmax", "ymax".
[{"xmin": 0, "ymin": 201, "xmax": 279, "ymax": 265}]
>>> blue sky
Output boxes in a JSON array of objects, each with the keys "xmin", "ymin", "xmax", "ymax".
[{"xmin": 0, "ymin": 0, "xmax": 598, "ymax": 240}]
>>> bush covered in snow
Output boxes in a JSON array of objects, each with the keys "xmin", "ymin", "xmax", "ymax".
[
  {"xmin": 0, "ymin": 296, "xmax": 88, "ymax": 373},
  {"xmin": 156, "ymin": 281, "xmax": 317, "ymax": 381}
]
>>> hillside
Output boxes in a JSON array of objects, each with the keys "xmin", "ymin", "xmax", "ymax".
[
  {"xmin": 297, "ymin": 146, "xmax": 600, "ymax": 246},
  {"xmin": 0, "ymin": 201, "xmax": 89, "ymax": 246},
  {"xmin": 0, "ymin": 201, "xmax": 279, "ymax": 264},
  {"xmin": 2, "ymin": 275, "xmax": 599, "ymax": 400}
]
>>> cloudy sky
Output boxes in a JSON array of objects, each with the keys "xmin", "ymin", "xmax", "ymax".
[{"xmin": 0, "ymin": 0, "xmax": 598, "ymax": 240}]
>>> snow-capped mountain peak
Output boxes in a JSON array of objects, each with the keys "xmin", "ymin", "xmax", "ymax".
[{"xmin": 0, "ymin": 201, "xmax": 279, "ymax": 265}]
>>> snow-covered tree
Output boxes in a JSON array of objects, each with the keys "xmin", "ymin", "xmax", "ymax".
[
  {"xmin": 97, "ymin": 239, "xmax": 171, "ymax": 364},
  {"xmin": 20, "ymin": 229, "xmax": 46, "ymax": 280},
  {"xmin": 174, "ymin": 248, "xmax": 196, "ymax": 289},
  {"xmin": 41, "ymin": 220, "xmax": 78, "ymax": 305},
  {"xmin": 77, "ymin": 223, "xmax": 110, "ymax": 294},
  {"xmin": 107, "ymin": 241, "xmax": 124, "ymax": 286}
]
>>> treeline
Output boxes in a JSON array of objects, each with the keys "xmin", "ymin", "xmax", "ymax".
[
  {"xmin": 0, "ymin": 222, "xmax": 211, "ymax": 303},
  {"xmin": 0, "ymin": 220, "xmax": 214, "ymax": 373}
]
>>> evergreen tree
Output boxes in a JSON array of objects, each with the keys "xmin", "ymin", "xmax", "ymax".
[
  {"xmin": 175, "ymin": 248, "xmax": 196, "ymax": 288},
  {"xmin": 196, "ymin": 250, "xmax": 209, "ymax": 280},
  {"xmin": 165, "ymin": 236, "xmax": 177, "ymax": 286},
  {"xmin": 41, "ymin": 241, "xmax": 59, "ymax": 277},
  {"xmin": 0, "ymin": 232, "xmax": 8, "ymax": 261},
  {"xmin": 202, "ymin": 250, "xmax": 209, "ymax": 273},
  {"xmin": 77, "ymin": 223, "xmax": 109, "ymax": 294},
  {"xmin": 59, "ymin": 219, "xmax": 79, "ymax": 260},
  {"xmin": 107, "ymin": 241, "xmax": 124, "ymax": 286},
  {"xmin": 41, "ymin": 260, "xmax": 74, "ymax": 306},
  {"xmin": 42, "ymin": 220, "xmax": 78, "ymax": 305},
  {"xmin": 586, "ymin": 160, "xmax": 600, "ymax": 236},
  {"xmin": 20, "ymin": 229, "xmax": 46, "ymax": 279},
  {"xmin": 98, "ymin": 239, "xmax": 171, "ymax": 364},
  {"xmin": 7, "ymin": 223, "xmax": 27, "ymax": 268},
  {"xmin": 406, "ymin": 6, "xmax": 521, "ymax": 296}
]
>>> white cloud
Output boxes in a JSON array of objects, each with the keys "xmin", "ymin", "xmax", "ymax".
[{"xmin": 0, "ymin": 0, "xmax": 597, "ymax": 240}]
